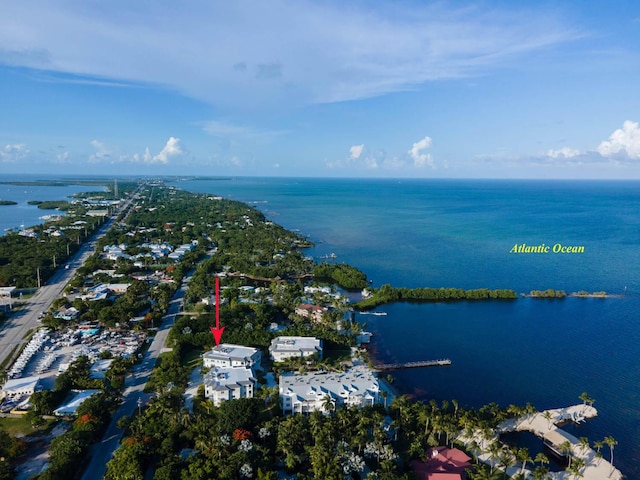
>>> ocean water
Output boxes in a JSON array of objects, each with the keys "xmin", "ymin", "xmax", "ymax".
[
  {"xmin": 175, "ymin": 177, "xmax": 640, "ymax": 478},
  {"xmin": 0, "ymin": 176, "xmax": 103, "ymax": 235}
]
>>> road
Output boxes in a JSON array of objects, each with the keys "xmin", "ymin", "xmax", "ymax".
[
  {"xmin": 0, "ymin": 187, "xmax": 141, "ymax": 370},
  {"xmin": 80, "ymin": 275, "xmax": 188, "ymax": 480}
]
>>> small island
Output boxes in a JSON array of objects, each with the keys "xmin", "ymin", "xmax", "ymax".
[
  {"xmin": 28, "ymin": 200, "xmax": 72, "ymax": 210},
  {"xmin": 523, "ymin": 289, "xmax": 610, "ymax": 298},
  {"xmin": 0, "ymin": 200, "xmax": 18, "ymax": 206}
]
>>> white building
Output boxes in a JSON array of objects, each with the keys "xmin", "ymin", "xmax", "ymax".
[
  {"xmin": 269, "ymin": 336, "xmax": 322, "ymax": 363},
  {"xmin": 1, "ymin": 376, "xmax": 40, "ymax": 400},
  {"xmin": 279, "ymin": 368, "xmax": 381, "ymax": 415},
  {"xmin": 202, "ymin": 344, "xmax": 261, "ymax": 369},
  {"xmin": 203, "ymin": 366, "xmax": 257, "ymax": 406}
]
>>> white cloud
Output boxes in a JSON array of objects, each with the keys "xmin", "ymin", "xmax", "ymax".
[
  {"xmin": 349, "ymin": 144, "xmax": 364, "ymax": 160},
  {"xmin": 89, "ymin": 140, "xmax": 110, "ymax": 163},
  {"xmin": 0, "ymin": 2, "xmax": 581, "ymax": 106},
  {"xmin": 546, "ymin": 147, "xmax": 580, "ymax": 158},
  {"xmin": 0, "ymin": 144, "xmax": 29, "ymax": 162},
  {"xmin": 597, "ymin": 120, "xmax": 640, "ymax": 159},
  {"xmin": 152, "ymin": 137, "xmax": 183, "ymax": 164},
  {"xmin": 408, "ymin": 136, "xmax": 434, "ymax": 168},
  {"xmin": 132, "ymin": 147, "xmax": 152, "ymax": 163}
]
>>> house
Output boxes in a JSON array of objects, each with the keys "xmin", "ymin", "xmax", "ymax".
[
  {"xmin": 54, "ymin": 389, "xmax": 102, "ymax": 416},
  {"xmin": 1, "ymin": 376, "xmax": 40, "ymax": 400},
  {"xmin": 269, "ymin": 336, "xmax": 322, "ymax": 362},
  {"xmin": 54, "ymin": 306, "xmax": 80, "ymax": 321},
  {"xmin": 202, "ymin": 344, "xmax": 261, "ymax": 369},
  {"xmin": 279, "ymin": 367, "xmax": 381, "ymax": 415},
  {"xmin": 203, "ymin": 366, "xmax": 257, "ymax": 406},
  {"xmin": 89, "ymin": 359, "xmax": 114, "ymax": 379},
  {"xmin": 411, "ymin": 446, "xmax": 472, "ymax": 480},
  {"xmin": 294, "ymin": 304, "xmax": 328, "ymax": 323}
]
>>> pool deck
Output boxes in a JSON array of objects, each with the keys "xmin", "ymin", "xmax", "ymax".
[{"xmin": 459, "ymin": 404, "xmax": 623, "ymax": 480}]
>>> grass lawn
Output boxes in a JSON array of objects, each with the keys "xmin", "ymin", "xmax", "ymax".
[{"xmin": 0, "ymin": 416, "xmax": 57, "ymax": 437}]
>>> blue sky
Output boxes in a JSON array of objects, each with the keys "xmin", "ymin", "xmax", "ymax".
[{"xmin": 1, "ymin": 1, "xmax": 640, "ymax": 178}]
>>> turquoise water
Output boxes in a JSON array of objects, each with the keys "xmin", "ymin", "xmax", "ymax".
[
  {"xmin": 175, "ymin": 177, "xmax": 640, "ymax": 478},
  {"xmin": 0, "ymin": 176, "xmax": 101, "ymax": 235}
]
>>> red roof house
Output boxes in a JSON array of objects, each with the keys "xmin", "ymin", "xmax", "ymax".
[{"xmin": 411, "ymin": 446, "xmax": 472, "ymax": 480}]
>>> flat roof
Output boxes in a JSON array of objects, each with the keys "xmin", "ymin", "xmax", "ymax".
[
  {"xmin": 204, "ymin": 344, "xmax": 259, "ymax": 361},
  {"xmin": 270, "ymin": 336, "xmax": 321, "ymax": 352},
  {"xmin": 204, "ymin": 366, "xmax": 256, "ymax": 391},
  {"xmin": 543, "ymin": 428, "xmax": 579, "ymax": 447}
]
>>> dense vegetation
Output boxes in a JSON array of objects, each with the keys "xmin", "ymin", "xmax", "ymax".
[
  {"xmin": 527, "ymin": 289, "xmax": 567, "ymax": 298},
  {"xmin": 356, "ymin": 284, "xmax": 518, "ymax": 309},
  {"xmin": 313, "ymin": 262, "xmax": 368, "ymax": 289},
  {"xmin": 35, "ymin": 200, "xmax": 73, "ymax": 210}
]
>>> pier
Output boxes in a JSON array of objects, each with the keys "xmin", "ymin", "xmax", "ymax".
[{"xmin": 374, "ymin": 358, "xmax": 451, "ymax": 370}]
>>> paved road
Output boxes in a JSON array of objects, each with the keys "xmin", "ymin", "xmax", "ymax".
[
  {"xmin": 0, "ymin": 188, "xmax": 140, "ymax": 370},
  {"xmin": 80, "ymin": 276, "xmax": 188, "ymax": 480}
]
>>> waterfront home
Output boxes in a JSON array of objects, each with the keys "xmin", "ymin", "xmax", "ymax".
[
  {"xmin": 279, "ymin": 367, "xmax": 381, "ymax": 414},
  {"xmin": 269, "ymin": 336, "xmax": 322, "ymax": 362},
  {"xmin": 203, "ymin": 366, "xmax": 257, "ymax": 406},
  {"xmin": 202, "ymin": 344, "xmax": 261, "ymax": 369}
]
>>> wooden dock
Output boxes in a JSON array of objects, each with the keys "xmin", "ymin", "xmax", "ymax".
[{"xmin": 374, "ymin": 359, "xmax": 451, "ymax": 370}]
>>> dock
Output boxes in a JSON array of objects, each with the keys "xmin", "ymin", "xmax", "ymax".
[
  {"xmin": 458, "ymin": 404, "xmax": 623, "ymax": 480},
  {"xmin": 374, "ymin": 359, "xmax": 451, "ymax": 370}
]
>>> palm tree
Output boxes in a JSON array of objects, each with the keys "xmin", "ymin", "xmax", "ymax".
[
  {"xmin": 516, "ymin": 447, "xmax": 532, "ymax": 475},
  {"xmin": 487, "ymin": 441, "xmax": 501, "ymax": 474},
  {"xmin": 532, "ymin": 465, "xmax": 551, "ymax": 480},
  {"xmin": 560, "ymin": 440, "xmax": 573, "ymax": 469},
  {"xmin": 534, "ymin": 452, "xmax": 549, "ymax": 471},
  {"xmin": 467, "ymin": 439, "xmax": 481, "ymax": 464},
  {"xmin": 496, "ymin": 446, "xmax": 516, "ymax": 475},
  {"xmin": 321, "ymin": 394, "xmax": 335, "ymax": 415},
  {"xmin": 578, "ymin": 392, "xmax": 595, "ymax": 413},
  {"xmin": 542, "ymin": 410, "xmax": 554, "ymax": 429},
  {"xmin": 524, "ymin": 402, "xmax": 537, "ymax": 424},
  {"xmin": 578, "ymin": 436, "xmax": 590, "ymax": 454},
  {"xmin": 604, "ymin": 436, "xmax": 617, "ymax": 472},
  {"xmin": 569, "ymin": 457, "xmax": 585, "ymax": 479},
  {"xmin": 593, "ymin": 440, "xmax": 604, "ymax": 464}
]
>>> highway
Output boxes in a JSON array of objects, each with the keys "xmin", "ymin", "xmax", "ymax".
[
  {"xmin": 0, "ymin": 187, "xmax": 140, "ymax": 371},
  {"xmin": 80, "ymin": 274, "xmax": 188, "ymax": 480}
]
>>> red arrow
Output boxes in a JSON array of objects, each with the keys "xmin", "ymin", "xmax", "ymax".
[{"xmin": 210, "ymin": 276, "xmax": 224, "ymax": 346}]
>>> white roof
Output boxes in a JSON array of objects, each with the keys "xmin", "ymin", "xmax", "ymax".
[
  {"xmin": 279, "ymin": 369, "xmax": 379, "ymax": 402},
  {"xmin": 204, "ymin": 366, "xmax": 256, "ymax": 391},
  {"xmin": 2, "ymin": 376, "xmax": 40, "ymax": 393},
  {"xmin": 204, "ymin": 344, "xmax": 259, "ymax": 362},
  {"xmin": 270, "ymin": 336, "xmax": 322, "ymax": 353},
  {"xmin": 54, "ymin": 389, "xmax": 101, "ymax": 416}
]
